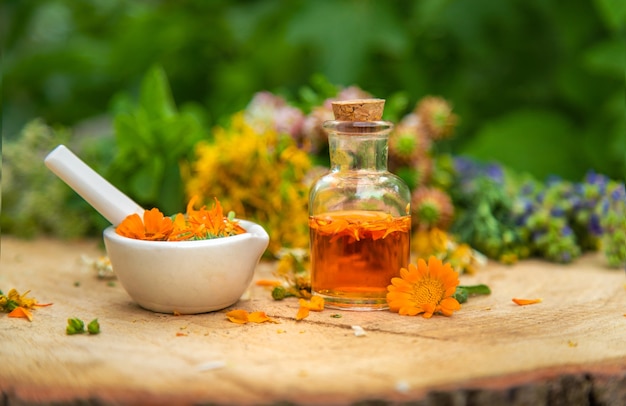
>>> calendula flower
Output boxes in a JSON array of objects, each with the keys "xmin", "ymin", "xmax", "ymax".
[
  {"xmin": 387, "ymin": 257, "xmax": 461, "ymax": 318},
  {"xmin": 116, "ymin": 208, "xmax": 174, "ymax": 241},
  {"xmin": 115, "ymin": 196, "xmax": 244, "ymax": 242},
  {"xmin": 172, "ymin": 196, "xmax": 245, "ymax": 240},
  {"xmin": 1, "ymin": 288, "xmax": 52, "ymax": 321}
]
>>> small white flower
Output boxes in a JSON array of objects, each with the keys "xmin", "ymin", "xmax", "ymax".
[{"xmin": 351, "ymin": 325, "xmax": 366, "ymax": 337}]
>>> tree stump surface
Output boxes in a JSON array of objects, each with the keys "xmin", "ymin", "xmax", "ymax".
[{"xmin": 1, "ymin": 236, "xmax": 625, "ymax": 405}]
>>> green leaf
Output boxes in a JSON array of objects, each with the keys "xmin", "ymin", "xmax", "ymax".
[
  {"xmin": 459, "ymin": 284, "xmax": 492, "ymax": 296},
  {"xmin": 462, "ymin": 109, "xmax": 584, "ymax": 181},
  {"xmin": 453, "ymin": 284, "xmax": 492, "ymax": 304},
  {"xmin": 130, "ymin": 158, "xmax": 164, "ymax": 202},
  {"xmin": 4, "ymin": 299, "xmax": 19, "ymax": 312},
  {"xmin": 285, "ymin": 2, "xmax": 406, "ymax": 83},
  {"xmin": 113, "ymin": 114, "xmax": 139, "ymax": 155},
  {"xmin": 158, "ymin": 161, "xmax": 185, "ymax": 215},
  {"xmin": 583, "ymin": 38, "xmax": 625, "ymax": 77},
  {"xmin": 453, "ymin": 287, "xmax": 469, "ymax": 304},
  {"xmin": 593, "ymin": 0, "xmax": 626, "ymax": 31},
  {"xmin": 140, "ymin": 65, "xmax": 176, "ymax": 121}
]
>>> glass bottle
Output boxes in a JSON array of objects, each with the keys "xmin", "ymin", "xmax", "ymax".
[{"xmin": 309, "ymin": 99, "xmax": 411, "ymax": 310}]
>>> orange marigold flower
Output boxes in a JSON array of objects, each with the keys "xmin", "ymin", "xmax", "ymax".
[
  {"xmin": 115, "ymin": 196, "xmax": 245, "ymax": 241},
  {"xmin": 179, "ymin": 196, "xmax": 245, "ymax": 240},
  {"xmin": 116, "ymin": 208, "xmax": 174, "ymax": 241},
  {"xmin": 512, "ymin": 298, "xmax": 542, "ymax": 306},
  {"xmin": 387, "ymin": 256, "xmax": 461, "ymax": 318},
  {"xmin": 169, "ymin": 213, "xmax": 193, "ymax": 241}
]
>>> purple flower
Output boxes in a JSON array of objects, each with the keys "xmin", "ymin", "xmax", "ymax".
[
  {"xmin": 453, "ymin": 157, "xmax": 504, "ymax": 185},
  {"xmin": 588, "ymin": 214, "xmax": 603, "ymax": 236},
  {"xmin": 584, "ymin": 170, "xmax": 609, "ymax": 187},
  {"xmin": 244, "ymin": 91, "xmax": 305, "ymax": 140},
  {"xmin": 561, "ymin": 225, "xmax": 573, "ymax": 237},
  {"xmin": 560, "ymin": 252, "xmax": 572, "ymax": 263},
  {"xmin": 610, "ymin": 184, "xmax": 626, "ymax": 202},
  {"xmin": 550, "ymin": 207, "xmax": 566, "ymax": 217}
]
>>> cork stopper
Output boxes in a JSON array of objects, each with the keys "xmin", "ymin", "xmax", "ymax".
[{"xmin": 331, "ymin": 98, "xmax": 385, "ymax": 121}]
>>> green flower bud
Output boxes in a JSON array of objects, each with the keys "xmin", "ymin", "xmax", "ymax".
[
  {"xmin": 66, "ymin": 318, "xmax": 85, "ymax": 335},
  {"xmin": 87, "ymin": 319, "xmax": 100, "ymax": 335}
]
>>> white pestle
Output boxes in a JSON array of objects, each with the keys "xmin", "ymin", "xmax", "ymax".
[{"xmin": 44, "ymin": 145, "xmax": 145, "ymax": 226}]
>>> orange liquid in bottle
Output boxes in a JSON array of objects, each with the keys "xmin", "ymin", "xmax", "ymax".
[{"xmin": 309, "ymin": 210, "xmax": 411, "ymax": 310}]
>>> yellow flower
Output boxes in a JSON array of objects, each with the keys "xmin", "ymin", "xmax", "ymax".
[
  {"xmin": 387, "ymin": 256, "xmax": 461, "ymax": 318},
  {"xmin": 412, "ymin": 227, "xmax": 448, "ymax": 257},
  {"xmin": 184, "ymin": 112, "xmax": 312, "ymax": 255}
]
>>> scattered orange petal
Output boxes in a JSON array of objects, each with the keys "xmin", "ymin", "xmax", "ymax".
[
  {"xmin": 307, "ymin": 296, "xmax": 325, "ymax": 311},
  {"xmin": 8, "ymin": 307, "xmax": 33, "ymax": 322},
  {"xmin": 248, "ymin": 311, "xmax": 271, "ymax": 323},
  {"xmin": 295, "ymin": 296, "xmax": 325, "ymax": 320},
  {"xmin": 226, "ymin": 309, "xmax": 276, "ymax": 324},
  {"xmin": 512, "ymin": 298, "xmax": 542, "ymax": 306},
  {"xmin": 226, "ymin": 309, "xmax": 250, "ymax": 324},
  {"xmin": 309, "ymin": 211, "xmax": 410, "ymax": 243},
  {"xmin": 296, "ymin": 306, "xmax": 310, "ymax": 321},
  {"xmin": 298, "ymin": 296, "xmax": 325, "ymax": 311},
  {"xmin": 255, "ymin": 279, "xmax": 282, "ymax": 287}
]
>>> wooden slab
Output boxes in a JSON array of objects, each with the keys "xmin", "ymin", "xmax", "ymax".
[{"xmin": 1, "ymin": 236, "xmax": 625, "ymax": 405}]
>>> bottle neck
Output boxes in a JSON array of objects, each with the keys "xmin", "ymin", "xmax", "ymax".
[
  {"xmin": 329, "ymin": 134, "xmax": 389, "ymax": 172},
  {"xmin": 324, "ymin": 120, "xmax": 392, "ymax": 172}
]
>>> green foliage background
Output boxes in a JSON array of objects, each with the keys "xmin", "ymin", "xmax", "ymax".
[{"xmin": 2, "ymin": 0, "xmax": 625, "ymax": 225}]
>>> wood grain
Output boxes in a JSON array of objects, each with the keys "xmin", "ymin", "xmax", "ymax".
[{"xmin": 1, "ymin": 236, "xmax": 625, "ymax": 405}]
